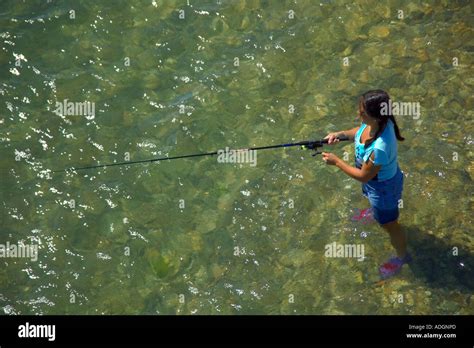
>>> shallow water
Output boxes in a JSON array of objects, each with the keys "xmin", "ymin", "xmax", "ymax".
[{"xmin": 0, "ymin": 0, "xmax": 473, "ymax": 315}]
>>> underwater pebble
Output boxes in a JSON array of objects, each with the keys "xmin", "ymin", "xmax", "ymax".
[{"xmin": 370, "ymin": 26, "xmax": 390, "ymax": 38}]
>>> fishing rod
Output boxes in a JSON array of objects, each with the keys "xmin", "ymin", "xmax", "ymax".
[{"xmin": 53, "ymin": 135, "xmax": 350, "ymax": 173}]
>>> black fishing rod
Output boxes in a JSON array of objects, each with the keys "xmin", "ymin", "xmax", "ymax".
[{"xmin": 53, "ymin": 135, "xmax": 350, "ymax": 173}]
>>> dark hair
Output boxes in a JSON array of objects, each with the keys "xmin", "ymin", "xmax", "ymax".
[{"xmin": 359, "ymin": 89, "xmax": 404, "ymax": 148}]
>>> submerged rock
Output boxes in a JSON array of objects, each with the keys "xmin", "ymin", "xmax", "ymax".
[
  {"xmin": 145, "ymin": 249, "xmax": 169, "ymax": 278},
  {"xmin": 370, "ymin": 26, "xmax": 390, "ymax": 38}
]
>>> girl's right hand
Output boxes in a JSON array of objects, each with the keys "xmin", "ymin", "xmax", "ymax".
[{"xmin": 324, "ymin": 132, "xmax": 342, "ymax": 145}]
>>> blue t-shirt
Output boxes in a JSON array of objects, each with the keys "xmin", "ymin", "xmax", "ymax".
[{"xmin": 355, "ymin": 120, "xmax": 398, "ymax": 181}]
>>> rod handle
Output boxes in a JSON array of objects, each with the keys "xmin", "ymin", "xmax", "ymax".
[
  {"xmin": 336, "ymin": 134, "xmax": 350, "ymax": 141},
  {"xmin": 320, "ymin": 134, "xmax": 350, "ymax": 144}
]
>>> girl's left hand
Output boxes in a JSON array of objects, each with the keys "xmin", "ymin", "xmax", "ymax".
[{"xmin": 322, "ymin": 152, "xmax": 340, "ymax": 166}]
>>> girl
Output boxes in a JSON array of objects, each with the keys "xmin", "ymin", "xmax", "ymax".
[{"xmin": 322, "ymin": 90, "xmax": 411, "ymax": 279}]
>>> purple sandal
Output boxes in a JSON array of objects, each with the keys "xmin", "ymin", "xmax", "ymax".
[
  {"xmin": 351, "ymin": 207, "xmax": 375, "ymax": 224},
  {"xmin": 379, "ymin": 254, "xmax": 412, "ymax": 279}
]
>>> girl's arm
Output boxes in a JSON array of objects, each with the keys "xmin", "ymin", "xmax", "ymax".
[
  {"xmin": 323, "ymin": 152, "xmax": 380, "ymax": 183},
  {"xmin": 325, "ymin": 127, "xmax": 360, "ymax": 144},
  {"xmin": 338, "ymin": 127, "xmax": 360, "ymax": 140}
]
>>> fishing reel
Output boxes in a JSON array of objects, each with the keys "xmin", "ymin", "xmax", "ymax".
[{"xmin": 300, "ymin": 141, "xmax": 324, "ymax": 156}]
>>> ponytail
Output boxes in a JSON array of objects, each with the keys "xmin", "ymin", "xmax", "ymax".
[{"xmin": 389, "ymin": 115, "xmax": 405, "ymax": 141}]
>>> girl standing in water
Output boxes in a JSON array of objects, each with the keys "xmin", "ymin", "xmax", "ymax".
[{"xmin": 322, "ymin": 90, "xmax": 411, "ymax": 279}]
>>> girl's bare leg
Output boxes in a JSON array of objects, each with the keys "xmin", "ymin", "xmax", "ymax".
[{"xmin": 382, "ymin": 220, "xmax": 407, "ymax": 258}]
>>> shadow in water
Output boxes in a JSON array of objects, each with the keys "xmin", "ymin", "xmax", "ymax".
[{"xmin": 405, "ymin": 225, "xmax": 474, "ymax": 293}]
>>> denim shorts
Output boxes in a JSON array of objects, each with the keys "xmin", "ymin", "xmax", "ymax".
[{"xmin": 362, "ymin": 168, "xmax": 404, "ymax": 225}]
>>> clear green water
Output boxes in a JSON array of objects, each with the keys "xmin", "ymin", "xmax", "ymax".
[{"xmin": 1, "ymin": 0, "xmax": 473, "ymax": 315}]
